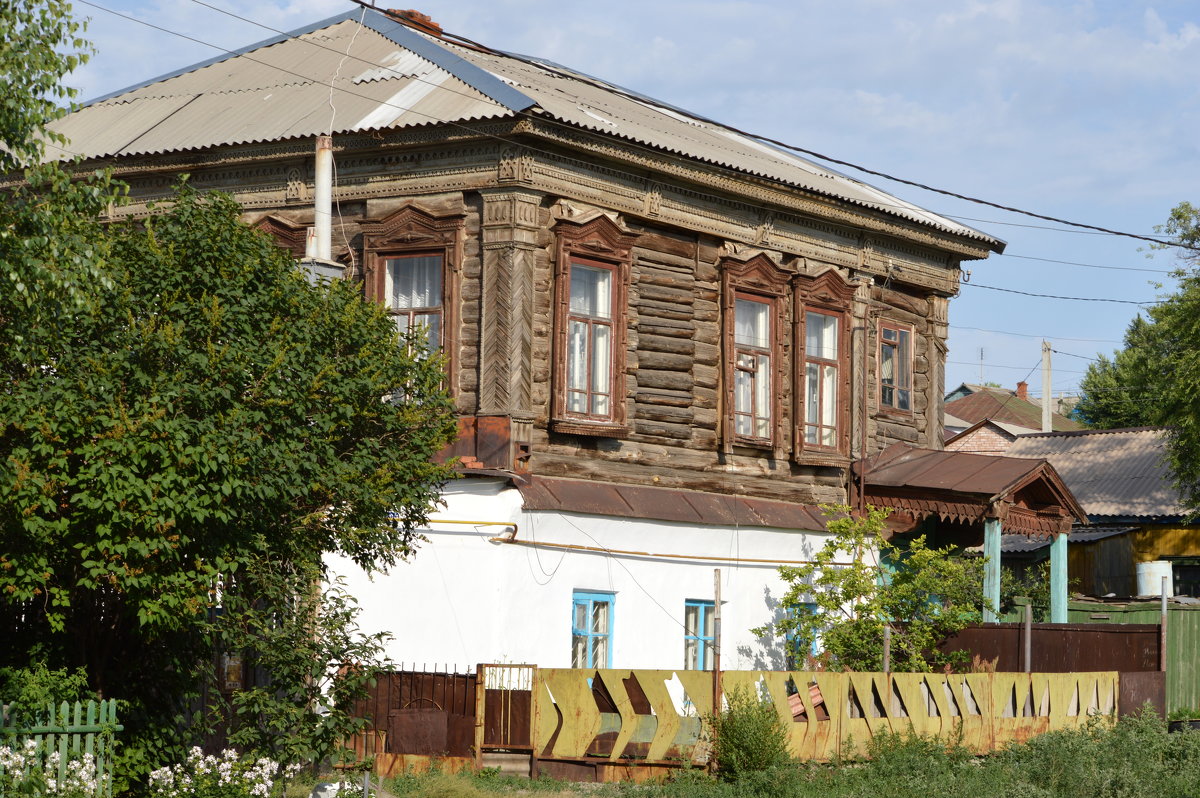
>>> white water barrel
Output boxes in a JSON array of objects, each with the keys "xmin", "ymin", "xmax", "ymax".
[{"xmin": 1136, "ymin": 560, "xmax": 1173, "ymax": 596}]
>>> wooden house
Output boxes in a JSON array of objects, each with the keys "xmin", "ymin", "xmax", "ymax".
[{"xmin": 44, "ymin": 8, "xmax": 1083, "ymax": 669}]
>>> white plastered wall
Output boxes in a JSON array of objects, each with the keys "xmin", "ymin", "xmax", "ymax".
[{"xmin": 326, "ymin": 477, "xmax": 832, "ymax": 672}]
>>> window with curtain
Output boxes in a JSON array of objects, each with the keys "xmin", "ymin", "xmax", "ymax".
[
  {"xmin": 804, "ymin": 311, "xmax": 840, "ymax": 448},
  {"xmin": 733, "ymin": 296, "xmax": 773, "ymax": 441},
  {"xmin": 566, "ymin": 262, "xmax": 615, "ymax": 419},
  {"xmin": 880, "ymin": 323, "xmax": 912, "ymax": 412},
  {"xmin": 571, "ymin": 590, "xmax": 614, "ymax": 668},
  {"xmin": 384, "ymin": 253, "xmax": 443, "ymax": 351}
]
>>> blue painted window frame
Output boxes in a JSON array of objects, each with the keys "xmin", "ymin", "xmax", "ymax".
[
  {"xmin": 571, "ymin": 590, "xmax": 614, "ymax": 669},
  {"xmin": 684, "ymin": 599, "xmax": 716, "ymax": 671}
]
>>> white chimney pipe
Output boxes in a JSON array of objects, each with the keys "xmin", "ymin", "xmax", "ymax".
[{"xmin": 314, "ymin": 135, "xmax": 333, "ymax": 262}]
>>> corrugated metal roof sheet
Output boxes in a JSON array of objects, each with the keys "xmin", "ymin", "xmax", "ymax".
[
  {"xmin": 943, "ymin": 387, "xmax": 1082, "ymax": 432},
  {"xmin": 46, "ymin": 17, "xmax": 513, "ymax": 160},
  {"xmin": 1006, "ymin": 427, "xmax": 1184, "ymax": 522},
  {"xmin": 517, "ymin": 475, "xmax": 830, "ymax": 532},
  {"xmin": 46, "ymin": 9, "xmax": 1001, "ymax": 249}
]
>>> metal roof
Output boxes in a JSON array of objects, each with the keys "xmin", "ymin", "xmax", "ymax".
[
  {"xmin": 1006, "ymin": 427, "xmax": 1184, "ymax": 522},
  {"xmin": 943, "ymin": 387, "xmax": 1083, "ymax": 433},
  {"xmin": 46, "ymin": 9, "xmax": 1001, "ymax": 250},
  {"xmin": 517, "ymin": 475, "xmax": 830, "ymax": 532}
]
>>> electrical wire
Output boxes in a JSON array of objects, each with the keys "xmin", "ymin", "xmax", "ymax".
[
  {"xmin": 948, "ymin": 325, "xmax": 1123, "ymax": 344},
  {"xmin": 962, "ymin": 282, "xmax": 1155, "ymax": 305}
]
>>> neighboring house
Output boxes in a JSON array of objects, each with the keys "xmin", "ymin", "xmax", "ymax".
[
  {"xmin": 1007, "ymin": 427, "xmax": 1200, "ymax": 597},
  {"xmin": 944, "ymin": 381, "xmax": 1081, "ymax": 447},
  {"xmin": 944, "ymin": 417, "xmax": 1033, "ymax": 455},
  {"xmin": 42, "ymin": 8, "xmax": 1084, "ymax": 670}
]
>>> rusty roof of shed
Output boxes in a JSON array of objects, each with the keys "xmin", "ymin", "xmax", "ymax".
[
  {"xmin": 517, "ymin": 475, "xmax": 831, "ymax": 532},
  {"xmin": 45, "ymin": 9, "xmax": 1002, "ymax": 251},
  {"xmin": 855, "ymin": 443, "xmax": 1087, "ymax": 537},
  {"xmin": 1006, "ymin": 427, "xmax": 1184, "ymax": 523}
]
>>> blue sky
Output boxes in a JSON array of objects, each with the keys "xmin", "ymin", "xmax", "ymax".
[{"xmin": 67, "ymin": 0, "xmax": 1200, "ymax": 399}]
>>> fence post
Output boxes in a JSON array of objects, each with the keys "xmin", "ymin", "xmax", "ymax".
[{"xmin": 1023, "ymin": 603, "xmax": 1032, "ymax": 673}]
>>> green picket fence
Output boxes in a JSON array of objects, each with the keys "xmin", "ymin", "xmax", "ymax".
[{"xmin": 1, "ymin": 699, "xmax": 121, "ymax": 797}]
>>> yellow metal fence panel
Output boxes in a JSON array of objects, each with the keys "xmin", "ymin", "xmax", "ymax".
[{"xmin": 529, "ymin": 669, "xmax": 1119, "ymax": 765}]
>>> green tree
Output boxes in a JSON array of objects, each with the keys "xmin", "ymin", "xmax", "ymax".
[
  {"xmin": 754, "ymin": 507, "xmax": 985, "ymax": 673},
  {"xmin": 0, "ymin": 186, "xmax": 457, "ymax": 779},
  {"xmin": 1, "ymin": 1, "xmax": 124, "ymax": 333},
  {"xmin": 1071, "ymin": 202, "xmax": 1200, "ymax": 506},
  {"xmin": 1073, "ymin": 315, "xmax": 1158, "ymax": 429}
]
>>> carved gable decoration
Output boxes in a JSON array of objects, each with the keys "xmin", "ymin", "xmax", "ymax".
[
  {"xmin": 553, "ymin": 213, "xmax": 638, "ymax": 263},
  {"xmin": 360, "ymin": 205, "xmax": 465, "ymax": 255},
  {"xmin": 720, "ymin": 253, "xmax": 790, "ymax": 297},
  {"xmin": 254, "ymin": 214, "xmax": 309, "ymax": 257},
  {"xmin": 798, "ymin": 268, "xmax": 857, "ymax": 307}
]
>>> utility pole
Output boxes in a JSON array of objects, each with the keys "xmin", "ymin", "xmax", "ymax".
[{"xmin": 1041, "ymin": 341, "xmax": 1052, "ymax": 433}]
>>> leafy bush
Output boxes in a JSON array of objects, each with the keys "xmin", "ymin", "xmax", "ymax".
[
  {"xmin": 707, "ymin": 687, "xmax": 790, "ymax": 781},
  {"xmin": 755, "ymin": 506, "xmax": 986, "ymax": 673}
]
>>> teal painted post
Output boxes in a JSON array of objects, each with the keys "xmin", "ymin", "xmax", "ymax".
[
  {"xmin": 1050, "ymin": 532, "xmax": 1068, "ymax": 623},
  {"xmin": 983, "ymin": 518, "xmax": 1002, "ymax": 623}
]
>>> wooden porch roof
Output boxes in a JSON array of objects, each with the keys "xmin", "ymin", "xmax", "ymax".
[{"xmin": 853, "ymin": 444, "xmax": 1088, "ymax": 540}]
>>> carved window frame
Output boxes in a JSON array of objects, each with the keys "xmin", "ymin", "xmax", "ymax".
[
  {"xmin": 551, "ymin": 215, "xmax": 637, "ymax": 437},
  {"xmin": 878, "ymin": 319, "xmax": 914, "ymax": 416},
  {"xmin": 793, "ymin": 270, "xmax": 856, "ymax": 465},
  {"xmin": 720, "ymin": 254, "xmax": 790, "ymax": 456},
  {"xmin": 253, "ymin": 214, "xmax": 309, "ymax": 258},
  {"xmin": 361, "ymin": 205, "xmax": 465, "ymax": 396}
]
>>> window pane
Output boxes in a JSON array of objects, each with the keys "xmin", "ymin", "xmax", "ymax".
[
  {"xmin": 572, "ymin": 635, "xmax": 587, "ymax": 668},
  {"xmin": 570, "ymin": 264, "xmax": 611, "ymax": 319},
  {"xmin": 807, "ymin": 312, "xmax": 837, "ymax": 360},
  {"xmin": 735, "ymin": 298, "xmax": 770, "ymax": 348},
  {"xmin": 592, "ymin": 323, "xmax": 611, "ymax": 400},
  {"xmin": 568, "ymin": 321, "xmax": 588, "ymax": 391},
  {"xmin": 805, "ymin": 362, "xmax": 819, "ymax": 425},
  {"xmin": 754, "ymin": 353, "xmax": 771, "ymax": 437},
  {"xmin": 685, "ymin": 604, "xmax": 699, "ymax": 636},
  {"xmin": 701, "ymin": 606, "xmax": 714, "ymax": 638},
  {"xmin": 880, "ymin": 342, "xmax": 895, "ymax": 384},
  {"xmin": 898, "ymin": 388, "xmax": 911, "ymax": 412},
  {"xmin": 821, "ymin": 365, "xmax": 837, "ymax": 428},
  {"xmin": 591, "ymin": 635, "xmax": 608, "ymax": 669},
  {"xmin": 387, "ymin": 255, "xmax": 441, "ymax": 309},
  {"xmin": 574, "ymin": 602, "xmax": 587, "ymax": 633},
  {"xmin": 735, "ymin": 368, "xmax": 752, "ymax": 432},
  {"xmin": 414, "ymin": 313, "xmax": 440, "ymax": 350},
  {"xmin": 592, "ymin": 600, "xmax": 610, "ymax": 635},
  {"xmin": 684, "ymin": 638, "xmax": 698, "ymax": 670}
]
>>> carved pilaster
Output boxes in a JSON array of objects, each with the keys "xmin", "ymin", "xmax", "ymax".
[{"xmin": 479, "ymin": 188, "xmax": 542, "ymax": 417}]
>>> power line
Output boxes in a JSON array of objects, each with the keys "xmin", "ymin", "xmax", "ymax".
[
  {"xmin": 948, "ymin": 324, "xmax": 1123, "ymax": 344},
  {"xmin": 962, "ymin": 282, "xmax": 1154, "ymax": 305},
  {"xmin": 992, "ymin": 252, "xmax": 1173, "ymax": 274}
]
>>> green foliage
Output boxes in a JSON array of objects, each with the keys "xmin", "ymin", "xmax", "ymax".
[
  {"xmin": 0, "ymin": 185, "xmax": 457, "ymax": 784},
  {"xmin": 1072, "ymin": 202, "xmax": 1200, "ymax": 508},
  {"xmin": 0, "ymin": 2, "xmax": 125, "ymax": 330},
  {"xmin": 707, "ymin": 687, "xmax": 790, "ymax": 781},
  {"xmin": 755, "ymin": 507, "xmax": 985, "ymax": 673},
  {"xmin": 0, "ymin": 663, "xmax": 94, "ymax": 727},
  {"xmin": 209, "ymin": 561, "xmax": 388, "ymax": 767},
  {"xmin": 1073, "ymin": 316, "xmax": 1158, "ymax": 429}
]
